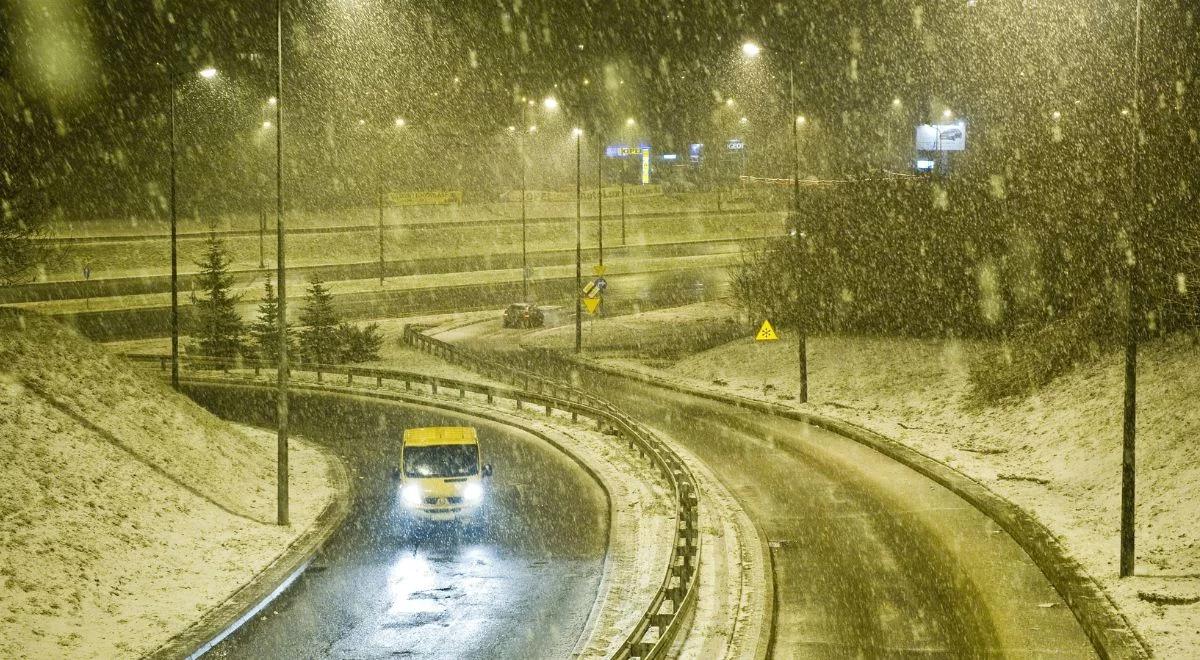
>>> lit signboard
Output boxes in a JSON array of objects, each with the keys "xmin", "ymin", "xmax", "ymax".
[
  {"xmin": 689, "ymin": 143, "xmax": 703, "ymax": 162},
  {"xmin": 641, "ymin": 148, "xmax": 650, "ymax": 183},
  {"xmin": 727, "ymin": 138, "xmax": 745, "ymax": 151},
  {"xmin": 662, "ymin": 154, "xmax": 677, "ymax": 160},
  {"xmin": 915, "ymin": 123, "xmax": 966, "ymax": 151}
]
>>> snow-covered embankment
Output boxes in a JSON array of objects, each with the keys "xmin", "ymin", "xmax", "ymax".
[{"xmin": 0, "ymin": 310, "xmax": 339, "ymax": 658}]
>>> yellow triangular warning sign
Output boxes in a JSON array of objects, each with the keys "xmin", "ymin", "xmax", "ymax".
[
  {"xmin": 583, "ymin": 297, "xmax": 601, "ymax": 314},
  {"xmin": 755, "ymin": 320, "xmax": 779, "ymax": 341}
]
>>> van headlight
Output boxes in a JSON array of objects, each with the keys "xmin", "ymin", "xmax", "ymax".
[
  {"xmin": 401, "ymin": 484, "xmax": 423, "ymax": 508},
  {"xmin": 463, "ymin": 482, "xmax": 483, "ymax": 503}
]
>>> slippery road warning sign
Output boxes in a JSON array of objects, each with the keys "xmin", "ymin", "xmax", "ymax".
[{"xmin": 755, "ymin": 320, "xmax": 779, "ymax": 341}]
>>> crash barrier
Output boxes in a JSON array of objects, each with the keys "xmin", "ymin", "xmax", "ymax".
[
  {"xmin": 126, "ymin": 343, "xmax": 701, "ymax": 660},
  {"xmin": 401, "ymin": 326, "xmax": 702, "ymax": 659}
]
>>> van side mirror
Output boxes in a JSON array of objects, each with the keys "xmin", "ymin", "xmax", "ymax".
[{"xmin": 482, "ymin": 464, "xmax": 494, "ymax": 478}]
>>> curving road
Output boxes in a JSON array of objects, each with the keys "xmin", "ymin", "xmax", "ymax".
[
  {"xmin": 192, "ymin": 386, "xmax": 608, "ymax": 660},
  {"xmin": 442, "ymin": 323, "xmax": 1098, "ymax": 659}
]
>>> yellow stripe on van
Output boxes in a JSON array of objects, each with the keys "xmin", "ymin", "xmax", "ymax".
[{"xmin": 402, "ymin": 426, "xmax": 478, "ymax": 446}]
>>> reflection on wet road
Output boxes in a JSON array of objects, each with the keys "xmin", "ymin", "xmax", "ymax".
[{"xmin": 201, "ymin": 389, "xmax": 607, "ymax": 660}]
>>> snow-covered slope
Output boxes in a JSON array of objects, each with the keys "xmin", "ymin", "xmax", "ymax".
[{"xmin": 0, "ymin": 309, "xmax": 335, "ymax": 659}]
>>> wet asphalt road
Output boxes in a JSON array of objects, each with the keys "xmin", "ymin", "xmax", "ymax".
[
  {"xmin": 442, "ymin": 309, "xmax": 1097, "ymax": 660},
  {"xmin": 567, "ymin": 369, "xmax": 1098, "ymax": 658},
  {"xmin": 205, "ymin": 391, "xmax": 608, "ymax": 660}
]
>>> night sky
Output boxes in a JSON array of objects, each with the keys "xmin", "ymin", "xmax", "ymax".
[{"xmin": 1, "ymin": 1, "xmax": 1191, "ymax": 221}]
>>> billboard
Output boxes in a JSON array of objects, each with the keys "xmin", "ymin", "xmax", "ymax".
[{"xmin": 915, "ymin": 123, "xmax": 966, "ymax": 151}]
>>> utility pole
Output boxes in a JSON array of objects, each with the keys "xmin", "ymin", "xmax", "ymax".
[
  {"xmin": 575, "ymin": 130, "xmax": 582, "ymax": 354},
  {"xmin": 1120, "ymin": 0, "xmax": 1145, "ymax": 579},
  {"xmin": 274, "ymin": 0, "xmax": 289, "ymax": 527}
]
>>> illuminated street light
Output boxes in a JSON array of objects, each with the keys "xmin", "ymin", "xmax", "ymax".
[
  {"xmin": 262, "ymin": 120, "xmax": 272, "ymax": 129},
  {"xmin": 739, "ymin": 116, "xmax": 749, "ymax": 125},
  {"xmin": 942, "ymin": 108, "xmax": 954, "ymax": 119},
  {"xmin": 1051, "ymin": 110, "xmax": 1062, "ymax": 120},
  {"xmin": 741, "ymin": 41, "xmax": 761, "ymax": 58},
  {"xmin": 796, "ymin": 115, "xmax": 806, "ymax": 125},
  {"xmin": 625, "ymin": 117, "xmax": 636, "ymax": 127},
  {"xmin": 892, "ymin": 97, "xmax": 902, "ymax": 108},
  {"xmin": 572, "ymin": 126, "xmax": 583, "ymax": 137},
  {"xmin": 198, "ymin": 67, "xmax": 218, "ymax": 79},
  {"xmin": 725, "ymin": 97, "xmax": 735, "ymax": 107},
  {"xmin": 394, "ymin": 117, "xmax": 407, "ymax": 127},
  {"xmin": 543, "ymin": 96, "xmax": 559, "ymax": 111},
  {"xmin": 268, "ymin": 96, "xmax": 277, "ymax": 105}
]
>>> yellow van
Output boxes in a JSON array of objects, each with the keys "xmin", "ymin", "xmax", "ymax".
[{"xmin": 397, "ymin": 426, "xmax": 492, "ymax": 521}]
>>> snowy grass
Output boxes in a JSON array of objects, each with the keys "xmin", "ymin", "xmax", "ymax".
[
  {"xmin": 522, "ymin": 300, "xmax": 1200, "ymax": 657},
  {"xmin": 0, "ymin": 310, "xmax": 336, "ymax": 658}
]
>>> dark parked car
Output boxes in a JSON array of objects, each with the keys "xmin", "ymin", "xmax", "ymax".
[{"xmin": 503, "ymin": 303, "xmax": 544, "ymax": 328}]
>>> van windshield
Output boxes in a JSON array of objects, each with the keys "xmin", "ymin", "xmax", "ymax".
[{"xmin": 404, "ymin": 445, "xmax": 479, "ymax": 478}]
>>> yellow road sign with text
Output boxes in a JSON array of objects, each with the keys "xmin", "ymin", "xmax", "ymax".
[{"xmin": 755, "ymin": 320, "xmax": 779, "ymax": 341}]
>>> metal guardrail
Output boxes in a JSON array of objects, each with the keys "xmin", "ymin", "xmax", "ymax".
[
  {"xmin": 125, "ymin": 344, "xmax": 701, "ymax": 659},
  {"xmin": 399, "ymin": 325, "xmax": 702, "ymax": 659}
]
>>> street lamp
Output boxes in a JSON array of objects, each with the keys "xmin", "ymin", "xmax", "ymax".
[
  {"xmin": 741, "ymin": 39, "xmax": 808, "ymax": 403},
  {"xmin": 516, "ymin": 96, "xmax": 559, "ymax": 302},
  {"xmin": 1120, "ymin": 0, "xmax": 1145, "ymax": 580},
  {"xmin": 574, "ymin": 127, "xmax": 583, "ymax": 353},
  {"xmin": 273, "ymin": 0, "xmax": 289, "ymax": 528},
  {"xmin": 168, "ymin": 65, "xmax": 220, "ymax": 392}
]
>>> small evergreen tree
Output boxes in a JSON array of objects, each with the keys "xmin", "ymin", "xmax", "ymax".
[
  {"xmin": 299, "ymin": 275, "xmax": 340, "ymax": 365},
  {"xmin": 249, "ymin": 277, "xmax": 294, "ymax": 366},
  {"xmin": 336, "ymin": 322, "xmax": 383, "ymax": 363},
  {"xmin": 189, "ymin": 232, "xmax": 244, "ymax": 358}
]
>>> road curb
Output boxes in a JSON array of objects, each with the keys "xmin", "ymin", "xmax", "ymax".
[
  {"xmin": 143, "ymin": 439, "xmax": 352, "ymax": 660},
  {"xmin": 562, "ymin": 356, "xmax": 1152, "ymax": 660}
]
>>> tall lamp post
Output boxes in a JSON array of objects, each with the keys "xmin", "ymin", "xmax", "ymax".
[
  {"xmin": 574, "ymin": 127, "xmax": 583, "ymax": 353},
  {"xmin": 743, "ymin": 39, "xmax": 808, "ymax": 403},
  {"xmin": 168, "ymin": 64, "xmax": 219, "ymax": 392},
  {"xmin": 274, "ymin": 0, "xmax": 289, "ymax": 527},
  {"xmin": 1120, "ymin": 0, "xmax": 1145, "ymax": 579}
]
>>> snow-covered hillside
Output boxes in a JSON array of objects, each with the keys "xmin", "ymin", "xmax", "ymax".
[{"xmin": 0, "ymin": 310, "xmax": 336, "ymax": 659}]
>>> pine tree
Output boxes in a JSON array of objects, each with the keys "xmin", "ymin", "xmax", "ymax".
[
  {"xmin": 189, "ymin": 232, "xmax": 244, "ymax": 359},
  {"xmin": 336, "ymin": 322, "xmax": 384, "ymax": 363},
  {"xmin": 299, "ymin": 275, "xmax": 340, "ymax": 365},
  {"xmin": 249, "ymin": 277, "xmax": 293, "ymax": 366}
]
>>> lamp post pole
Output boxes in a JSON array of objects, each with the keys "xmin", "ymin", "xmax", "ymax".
[
  {"xmin": 274, "ymin": 0, "xmax": 289, "ymax": 527},
  {"xmin": 1120, "ymin": 0, "xmax": 1144, "ymax": 579},
  {"xmin": 575, "ymin": 131, "xmax": 582, "ymax": 354},
  {"xmin": 520, "ymin": 103, "xmax": 529, "ymax": 302},
  {"xmin": 169, "ymin": 72, "xmax": 180, "ymax": 392},
  {"xmin": 790, "ymin": 66, "xmax": 808, "ymax": 404},
  {"xmin": 597, "ymin": 144, "xmax": 604, "ymax": 268}
]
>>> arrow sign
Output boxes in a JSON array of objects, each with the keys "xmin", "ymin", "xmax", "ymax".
[
  {"xmin": 582, "ymin": 297, "xmax": 601, "ymax": 314},
  {"xmin": 755, "ymin": 320, "xmax": 779, "ymax": 341}
]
